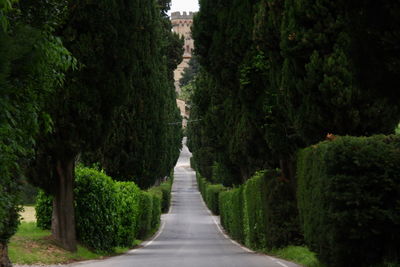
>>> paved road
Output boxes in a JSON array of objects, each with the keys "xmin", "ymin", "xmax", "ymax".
[{"xmin": 74, "ymin": 139, "xmax": 300, "ymax": 267}]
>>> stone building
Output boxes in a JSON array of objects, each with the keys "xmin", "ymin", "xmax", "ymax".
[
  {"xmin": 171, "ymin": 11, "xmax": 195, "ymax": 127},
  {"xmin": 171, "ymin": 11, "xmax": 195, "ymax": 94}
]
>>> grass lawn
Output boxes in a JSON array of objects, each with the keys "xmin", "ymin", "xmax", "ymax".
[
  {"xmin": 9, "ymin": 222, "xmax": 138, "ymax": 265},
  {"xmin": 265, "ymin": 246, "xmax": 324, "ymax": 267}
]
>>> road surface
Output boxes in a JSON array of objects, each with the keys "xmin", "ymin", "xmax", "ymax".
[{"xmin": 74, "ymin": 139, "xmax": 300, "ymax": 267}]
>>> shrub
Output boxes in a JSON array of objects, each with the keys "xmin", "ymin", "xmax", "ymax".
[
  {"xmin": 243, "ymin": 170, "xmax": 301, "ymax": 250},
  {"xmin": 219, "ymin": 186, "xmax": 245, "ymax": 243},
  {"xmin": 205, "ymin": 184, "xmax": 225, "ymax": 215},
  {"xmin": 35, "ymin": 190, "xmax": 53, "ymax": 230},
  {"xmin": 243, "ymin": 171, "xmax": 268, "ymax": 249},
  {"xmin": 137, "ymin": 191, "xmax": 153, "ymax": 240},
  {"xmin": 159, "ymin": 179, "xmax": 173, "ymax": 213},
  {"xmin": 74, "ymin": 167, "xmax": 119, "ymax": 252},
  {"xmin": 114, "ymin": 181, "xmax": 140, "ymax": 247},
  {"xmin": 297, "ymin": 135, "xmax": 400, "ymax": 267},
  {"xmin": 150, "ymin": 193, "xmax": 161, "ymax": 231}
]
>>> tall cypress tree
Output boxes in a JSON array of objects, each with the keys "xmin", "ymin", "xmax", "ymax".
[
  {"xmin": 82, "ymin": 0, "xmax": 182, "ymax": 189},
  {"xmin": 281, "ymin": 0, "xmax": 400, "ymax": 147},
  {"xmin": 28, "ymin": 0, "xmax": 148, "ymax": 251}
]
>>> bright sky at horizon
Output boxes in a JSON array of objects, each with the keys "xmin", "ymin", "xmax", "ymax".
[{"xmin": 168, "ymin": 0, "xmax": 199, "ymax": 15}]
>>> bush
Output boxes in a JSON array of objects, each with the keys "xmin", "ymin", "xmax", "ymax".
[
  {"xmin": 35, "ymin": 166, "xmax": 164, "ymax": 251},
  {"xmin": 150, "ymin": 193, "xmax": 161, "ymax": 231},
  {"xmin": 35, "ymin": 190, "xmax": 53, "ymax": 230},
  {"xmin": 205, "ymin": 184, "xmax": 225, "ymax": 215},
  {"xmin": 159, "ymin": 179, "xmax": 173, "ymax": 213},
  {"xmin": 219, "ymin": 186, "xmax": 245, "ymax": 243},
  {"xmin": 74, "ymin": 167, "xmax": 119, "ymax": 252},
  {"xmin": 297, "ymin": 135, "xmax": 400, "ymax": 267},
  {"xmin": 242, "ymin": 170, "xmax": 301, "ymax": 250},
  {"xmin": 137, "ymin": 192, "xmax": 153, "ymax": 240},
  {"xmin": 114, "ymin": 181, "xmax": 140, "ymax": 247}
]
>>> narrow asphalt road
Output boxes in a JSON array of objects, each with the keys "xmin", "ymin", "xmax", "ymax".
[{"xmin": 73, "ymin": 139, "xmax": 300, "ymax": 267}]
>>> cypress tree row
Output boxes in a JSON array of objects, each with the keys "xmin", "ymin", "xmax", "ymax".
[
  {"xmin": 83, "ymin": 0, "xmax": 183, "ymax": 189},
  {"xmin": 189, "ymin": 0, "xmax": 400, "ymax": 184}
]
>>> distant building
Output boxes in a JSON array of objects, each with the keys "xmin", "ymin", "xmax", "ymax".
[
  {"xmin": 171, "ymin": 11, "xmax": 195, "ymax": 128},
  {"xmin": 171, "ymin": 11, "xmax": 195, "ymax": 94}
]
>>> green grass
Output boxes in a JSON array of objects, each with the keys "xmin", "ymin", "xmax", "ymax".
[
  {"xmin": 9, "ymin": 222, "xmax": 138, "ymax": 265},
  {"xmin": 266, "ymin": 246, "xmax": 324, "ymax": 267}
]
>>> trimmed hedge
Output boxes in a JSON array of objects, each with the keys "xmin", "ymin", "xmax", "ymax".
[
  {"xmin": 219, "ymin": 187, "xmax": 245, "ymax": 243},
  {"xmin": 196, "ymin": 173, "xmax": 225, "ymax": 215},
  {"xmin": 205, "ymin": 184, "xmax": 225, "ymax": 215},
  {"xmin": 36, "ymin": 166, "xmax": 170, "ymax": 252},
  {"xmin": 74, "ymin": 167, "xmax": 119, "ymax": 252},
  {"xmin": 35, "ymin": 190, "xmax": 53, "ymax": 230},
  {"xmin": 216, "ymin": 170, "xmax": 301, "ymax": 250},
  {"xmin": 114, "ymin": 181, "xmax": 140, "ymax": 247},
  {"xmin": 297, "ymin": 135, "xmax": 400, "ymax": 267},
  {"xmin": 137, "ymin": 191, "xmax": 154, "ymax": 240}
]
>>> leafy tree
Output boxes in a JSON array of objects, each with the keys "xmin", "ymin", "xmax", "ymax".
[
  {"xmin": 179, "ymin": 56, "xmax": 200, "ymax": 87},
  {"xmin": 0, "ymin": 0, "xmax": 74, "ymax": 264},
  {"xmin": 83, "ymin": 0, "xmax": 183, "ymax": 189},
  {"xmin": 28, "ymin": 0, "xmax": 149, "ymax": 251}
]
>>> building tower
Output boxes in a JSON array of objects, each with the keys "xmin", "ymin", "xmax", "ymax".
[
  {"xmin": 171, "ymin": 11, "xmax": 195, "ymax": 128},
  {"xmin": 171, "ymin": 11, "xmax": 195, "ymax": 94}
]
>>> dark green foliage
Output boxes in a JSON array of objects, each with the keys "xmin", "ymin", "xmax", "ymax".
[
  {"xmin": 35, "ymin": 191, "xmax": 53, "ymax": 230},
  {"xmin": 242, "ymin": 170, "xmax": 301, "ymax": 250},
  {"xmin": 188, "ymin": 0, "xmax": 275, "ymax": 185},
  {"xmin": 137, "ymin": 192, "xmax": 154, "ymax": 240},
  {"xmin": 196, "ymin": 173, "xmax": 225, "ymax": 215},
  {"xmin": 20, "ymin": 179, "xmax": 38, "ymax": 205},
  {"xmin": 205, "ymin": 184, "xmax": 225, "ymax": 215},
  {"xmin": 0, "ymin": 0, "xmax": 74, "ymax": 258},
  {"xmin": 219, "ymin": 187, "xmax": 245, "ymax": 243},
  {"xmin": 150, "ymin": 193, "xmax": 161, "ymax": 231},
  {"xmin": 74, "ymin": 167, "xmax": 119, "ymax": 252},
  {"xmin": 243, "ymin": 171, "xmax": 269, "ymax": 249},
  {"xmin": 297, "ymin": 135, "xmax": 400, "ymax": 267},
  {"xmin": 280, "ymin": 0, "xmax": 400, "ymax": 148},
  {"xmin": 114, "ymin": 181, "xmax": 140, "ymax": 247},
  {"xmin": 35, "ymin": 166, "xmax": 168, "ymax": 251},
  {"xmin": 82, "ymin": 0, "xmax": 183, "ymax": 190},
  {"xmin": 179, "ymin": 56, "xmax": 200, "ymax": 87},
  {"xmin": 159, "ymin": 179, "xmax": 173, "ymax": 213}
]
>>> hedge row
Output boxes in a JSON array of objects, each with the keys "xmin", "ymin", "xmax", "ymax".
[
  {"xmin": 196, "ymin": 173, "xmax": 225, "ymax": 215},
  {"xmin": 36, "ymin": 166, "xmax": 173, "ymax": 252},
  {"xmin": 221, "ymin": 170, "xmax": 301, "ymax": 250},
  {"xmin": 197, "ymin": 170, "xmax": 301, "ymax": 250},
  {"xmin": 297, "ymin": 135, "xmax": 400, "ymax": 267}
]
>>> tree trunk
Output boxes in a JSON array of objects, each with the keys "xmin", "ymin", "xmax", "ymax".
[
  {"xmin": 0, "ymin": 243, "xmax": 11, "ymax": 267},
  {"xmin": 51, "ymin": 158, "xmax": 77, "ymax": 252}
]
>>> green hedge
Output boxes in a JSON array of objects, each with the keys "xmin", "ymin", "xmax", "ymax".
[
  {"xmin": 297, "ymin": 135, "xmax": 400, "ymax": 267},
  {"xmin": 114, "ymin": 181, "xmax": 140, "ymax": 247},
  {"xmin": 205, "ymin": 184, "xmax": 225, "ymax": 215},
  {"xmin": 243, "ymin": 170, "xmax": 301, "ymax": 250},
  {"xmin": 74, "ymin": 167, "xmax": 119, "ymax": 252},
  {"xmin": 215, "ymin": 170, "xmax": 301, "ymax": 250},
  {"xmin": 35, "ymin": 190, "xmax": 53, "ymax": 230},
  {"xmin": 137, "ymin": 192, "xmax": 153, "ymax": 240},
  {"xmin": 219, "ymin": 186, "xmax": 245, "ymax": 243},
  {"xmin": 36, "ymin": 166, "xmax": 169, "ymax": 252},
  {"xmin": 196, "ymin": 173, "xmax": 225, "ymax": 215}
]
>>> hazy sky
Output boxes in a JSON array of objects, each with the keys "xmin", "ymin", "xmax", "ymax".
[{"xmin": 169, "ymin": 0, "xmax": 199, "ymax": 14}]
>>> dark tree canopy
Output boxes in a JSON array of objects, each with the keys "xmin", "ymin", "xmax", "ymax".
[{"xmin": 188, "ymin": 0, "xmax": 400, "ymax": 185}]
